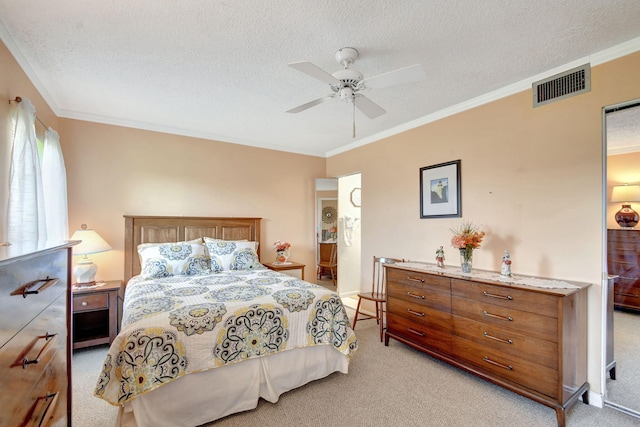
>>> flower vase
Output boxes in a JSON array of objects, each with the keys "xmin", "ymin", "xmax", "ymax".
[
  {"xmin": 459, "ymin": 248, "xmax": 473, "ymax": 273},
  {"xmin": 275, "ymin": 249, "xmax": 290, "ymax": 264}
]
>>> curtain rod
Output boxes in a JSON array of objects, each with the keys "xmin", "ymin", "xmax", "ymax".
[{"xmin": 9, "ymin": 96, "xmax": 49, "ymax": 130}]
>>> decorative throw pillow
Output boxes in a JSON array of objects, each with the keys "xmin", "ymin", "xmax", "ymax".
[
  {"xmin": 204, "ymin": 239, "xmax": 261, "ymax": 271},
  {"xmin": 138, "ymin": 241, "xmax": 210, "ymax": 278}
]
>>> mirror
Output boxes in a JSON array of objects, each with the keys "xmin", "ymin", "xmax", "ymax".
[{"xmin": 605, "ymin": 101, "xmax": 640, "ymax": 416}]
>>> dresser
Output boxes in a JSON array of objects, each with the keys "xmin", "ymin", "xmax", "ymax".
[
  {"xmin": 0, "ymin": 242, "xmax": 76, "ymax": 426},
  {"xmin": 385, "ymin": 264, "xmax": 589, "ymax": 427},
  {"xmin": 607, "ymin": 229, "xmax": 640, "ymax": 311}
]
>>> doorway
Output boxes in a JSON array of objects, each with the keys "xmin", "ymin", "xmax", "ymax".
[
  {"xmin": 603, "ymin": 99, "xmax": 640, "ymax": 418},
  {"xmin": 336, "ymin": 173, "xmax": 361, "ymax": 298},
  {"xmin": 314, "ymin": 174, "xmax": 362, "ymax": 299}
]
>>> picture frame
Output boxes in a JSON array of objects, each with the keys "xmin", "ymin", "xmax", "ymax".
[{"xmin": 420, "ymin": 160, "xmax": 461, "ymax": 218}]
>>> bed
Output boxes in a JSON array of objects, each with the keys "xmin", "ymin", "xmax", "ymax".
[{"xmin": 94, "ymin": 216, "xmax": 358, "ymax": 427}]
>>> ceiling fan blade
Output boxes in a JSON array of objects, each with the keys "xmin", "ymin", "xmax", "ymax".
[
  {"xmin": 360, "ymin": 64, "xmax": 426, "ymax": 89},
  {"xmin": 286, "ymin": 94, "xmax": 335, "ymax": 114},
  {"xmin": 354, "ymin": 94, "xmax": 386, "ymax": 119},
  {"xmin": 288, "ymin": 61, "xmax": 341, "ymax": 85}
]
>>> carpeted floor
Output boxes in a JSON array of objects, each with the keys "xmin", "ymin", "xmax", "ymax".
[
  {"xmin": 605, "ymin": 310, "xmax": 640, "ymax": 413},
  {"xmin": 72, "ymin": 306, "xmax": 640, "ymax": 427}
]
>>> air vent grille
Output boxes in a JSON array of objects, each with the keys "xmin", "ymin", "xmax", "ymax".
[{"xmin": 533, "ymin": 64, "xmax": 591, "ymax": 107}]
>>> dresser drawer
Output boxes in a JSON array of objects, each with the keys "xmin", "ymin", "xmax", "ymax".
[
  {"xmin": 1, "ymin": 344, "xmax": 68, "ymax": 426},
  {"xmin": 452, "ymin": 279, "xmax": 557, "ymax": 318},
  {"xmin": 387, "ymin": 268, "xmax": 450, "ymax": 291},
  {"xmin": 452, "ymin": 336, "xmax": 558, "ymax": 399},
  {"xmin": 0, "ymin": 295, "xmax": 66, "ymax": 388},
  {"xmin": 387, "ymin": 297, "xmax": 451, "ymax": 333},
  {"xmin": 607, "ymin": 249, "xmax": 639, "ymax": 265},
  {"xmin": 387, "ymin": 280, "xmax": 451, "ymax": 313},
  {"xmin": 608, "ymin": 229, "xmax": 640, "ymax": 244},
  {"xmin": 73, "ymin": 292, "xmax": 109, "ymax": 312},
  {"xmin": 0, "ymin": 295, "xmax": 66, "ymax": 424},
  {"xmin": 452, "ymin": 316, "xmax": 557, "ymax": 370},
  {"xmin": 387, "ymin": 312, "xmax": 451, "ymax": 354},
  {"xmin": 614, "ymin": 283, "xmax": 640, "ymax": 308},
  {"xmin": 452, "ymin": 296, "xmax": 557, "ymax": 341},
  {"xmin": 0, "ymin": 249, "xmax": 68, "ymax": 347}
]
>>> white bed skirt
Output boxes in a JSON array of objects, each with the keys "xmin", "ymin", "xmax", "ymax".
[{"xmin": 116, "ymin": 345, "xmax": 350, "ymax": 427}]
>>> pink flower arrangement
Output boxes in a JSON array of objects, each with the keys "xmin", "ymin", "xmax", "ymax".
[{"xmin": 273, "ymin": 240, "xmax": 291, "ymax": 251}]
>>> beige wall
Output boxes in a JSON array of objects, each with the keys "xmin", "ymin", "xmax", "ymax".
[
  {"xmin": 327, "ymin": 51, "xmax": 640, "ymax": 399},
  {"xmin": 608, "ymin": 151, "xmax": 640, "ymax": 228},
  {"xmin": 59, "ymin": 118, "xmax": 326, "ymax": 282}
]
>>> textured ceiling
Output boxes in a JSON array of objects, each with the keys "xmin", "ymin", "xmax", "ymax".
[
  {"xmin": 607, "ymin": 106, "xmax": 640, "ymax": 155},
  {"xmin": 1, "ymin": 1, "xmax": 640, "ymax": 157}
]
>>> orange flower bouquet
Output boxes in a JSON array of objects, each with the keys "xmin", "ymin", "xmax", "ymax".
[{"xmin": 450, "ymin": 221, "xmax": 485, "ymax": 273}]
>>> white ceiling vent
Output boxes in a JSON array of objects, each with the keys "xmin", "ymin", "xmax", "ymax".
[{"xmin": 533, "ymin": 64, "xmax": 591, "ymax": 107}]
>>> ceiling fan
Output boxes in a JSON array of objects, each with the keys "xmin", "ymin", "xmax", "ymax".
[{"xmin": 286, "ymin": 47, "xmax": 426, "ymax": 137}]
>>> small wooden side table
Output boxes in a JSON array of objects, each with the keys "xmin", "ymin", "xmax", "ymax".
[
  {"xmin": 264, "ymin": 261, "xmax": 306, "ymax": 280},
  {"xmin": 72, "ymin": 279, "xmax": 122, "ymax": 350}
]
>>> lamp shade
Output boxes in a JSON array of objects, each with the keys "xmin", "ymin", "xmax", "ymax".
[
  {"xmin": 70, "ymin": 224, "xmax": 111, "ymax": 284},
  {"xmin": 70, "ymin": 224, "xmax": 112, "ymax": 255},
  {"xmin": 611, "ymin": 185, "xmax": 640, "ymax": 203}
]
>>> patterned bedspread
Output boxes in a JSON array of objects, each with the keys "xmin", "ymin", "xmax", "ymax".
[{"xmin": 94, "ymin": 267, "xmax": 358, "ymax": 405}]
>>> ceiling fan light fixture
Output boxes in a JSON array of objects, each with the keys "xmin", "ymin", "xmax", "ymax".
[
  {"xmin": 286, "ymin": 47, "xmax": 426, "ymax": 130},
  {"xmin": 339, "ymin": 87, "xmax": 354, "ymax": 102}
]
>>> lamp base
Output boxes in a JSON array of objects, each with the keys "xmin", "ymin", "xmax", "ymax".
[
  {"xmin": 75, "ymin": 258, "xmax": 98, "ymax": 285},
  {"xmin": 615, "ymin": 204, "xmax": 639, "ymax": 228}
]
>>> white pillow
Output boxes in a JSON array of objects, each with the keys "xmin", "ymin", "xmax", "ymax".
[
  {"xmin": 138, "ymin": 241, "xmax": 210, "ymax": 278},
  {"xmin": 204, "ymin": 239, "xmax": 260, "ymax": 271}
]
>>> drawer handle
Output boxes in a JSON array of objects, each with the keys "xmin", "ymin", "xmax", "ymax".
[
  {"xmin": 483, "ymin": 310, "xmax": 513, "ymax": 321},
  {"xmin": 406, "ymin": 276, "xmax": 425, "ymax": 283},
  {"xmin": 22, "ymin": 332, "xmax": 58, "ymax": 369},
  {"xmin": 82, "ymin": 301, "xmax": 88, "ymax": 306},
  {"xmin": 407, "ymin": 308, "xmax": 425, "ymax": 317},
  {"xmin": 407, "ymin": 327, "xmax": 426, "ymax": 337},
  {"xmin": 34, "ymin": 391, "xmax": 59, "ymax": 427},
  {"xmin": 482, "ymin": 291, "xmax": 512, "ymax": 300},
  {"xmin": 615, "ymin": 291, "xmax": 639, "ymax": 298},
  {"xmin": 483, "ymin": 356, "xmax": 513, "ymax": 370},
  {"xmin": 406, "ymin": 291, "xmax": 425, "ymax": 300},
  {"xmin": 483, "ymin": 331, "xmax": 513, "ymax": 344},
  {"xmin": 13, "ymin": 277, "xmax": 59, "ymax": 298}
]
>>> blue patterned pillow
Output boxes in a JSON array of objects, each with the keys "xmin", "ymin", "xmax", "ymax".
[
  {"xmin": 138, "ymin": 241, "xmax": 211, "ymax": 278},
  {"xmin": 204, "ymin": 238, "xmax": 261, "ymax": 271}
]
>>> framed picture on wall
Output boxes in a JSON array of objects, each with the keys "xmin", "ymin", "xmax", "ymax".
[{"xmin": 420, "ymin": 160, "xmax": 461, "ymax": 218}]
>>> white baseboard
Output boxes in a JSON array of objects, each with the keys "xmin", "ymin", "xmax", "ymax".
[{"xmin": 588, "ymin": 390, "xmax": 603, "ymax": 408}]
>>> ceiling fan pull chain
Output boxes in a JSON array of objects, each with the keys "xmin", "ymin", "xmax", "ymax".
[{"xmin": 352, "ymin": 98, "xmax": 356, "ymax": 138}]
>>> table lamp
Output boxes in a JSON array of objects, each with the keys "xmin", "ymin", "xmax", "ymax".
[
  {"xmin": 611, "ymin": 184, "xmax": 640, "ymax": 228},
  {"xmin": 70, "ymin": 224, "xmax": 112, "ymax": 285}
]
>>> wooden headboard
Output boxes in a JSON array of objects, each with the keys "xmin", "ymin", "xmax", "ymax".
[{"xmin": 124, "ymin": 215, "xmax": 261, "ymax": 283}]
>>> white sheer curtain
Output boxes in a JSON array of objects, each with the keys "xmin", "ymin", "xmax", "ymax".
[
  {"xmin": 7, "ymin": 97, "xmax": 47, "ymax": 242},
  {"xmin": 42, "ymin": 127, "xmax": 69, "ymax": 240}
]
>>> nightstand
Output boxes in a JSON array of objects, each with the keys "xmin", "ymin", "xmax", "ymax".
[
  {"xmin": 72, "ymin": 280, "xmax": 122, "ymax": 350},
  {"xmin": 264, "ymin": 261, "xmax": 306, "ymax": 280}
]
